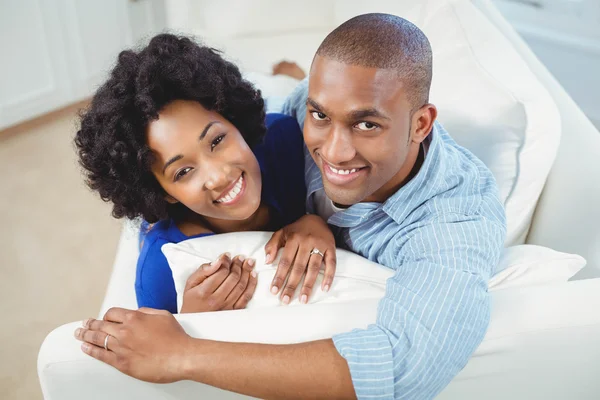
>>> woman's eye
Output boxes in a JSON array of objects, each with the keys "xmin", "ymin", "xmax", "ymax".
[
  {"xmin": 211, "ymin": 134, "xmax": 226, "ymax": 151},
  {"xmin": 174, "ymin": 167, "xmax": 192, "ymax": 182},
  {"xmin": 311, "ymin": 111, "xmax": 328, "ymax": 121},
  {"xmin": 356, "ymin": 121, "xmax": 378, "ymax": 131}
]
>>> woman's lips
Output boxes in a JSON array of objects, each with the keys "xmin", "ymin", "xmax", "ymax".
[{"xmin": 215, "ymin": 173, "xmax": 246, "ymax": 205}]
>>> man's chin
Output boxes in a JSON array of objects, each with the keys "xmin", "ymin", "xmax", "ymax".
[{"xmin": 324, "ymin": 186, "xmax": 364, "ymax": 207}]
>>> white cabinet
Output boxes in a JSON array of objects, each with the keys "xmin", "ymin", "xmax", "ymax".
[{"xmin": 0, "ymin": 0, "xmax": 166, "ymax": 130}]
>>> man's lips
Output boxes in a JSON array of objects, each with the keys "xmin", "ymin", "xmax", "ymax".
[{"xmin": 321, "ymin": 162, "xmax": 368, "ymax": 186}]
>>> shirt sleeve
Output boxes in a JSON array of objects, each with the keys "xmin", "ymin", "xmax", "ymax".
[
  {"xmin": 135, "ymin": 235, "xmax": 178, "ymax": 314},
  {"xmin": 281, "ymin": 78, "xmax": 308, "ymax": 129},
  {"xmin": 332, "ymin": 213, "xmax": 505, "ymax": 399}
]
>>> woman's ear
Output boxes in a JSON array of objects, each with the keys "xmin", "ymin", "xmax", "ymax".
[{"xmin": 165, "ymin": 194, "xmax": 179, "ymax": 204}]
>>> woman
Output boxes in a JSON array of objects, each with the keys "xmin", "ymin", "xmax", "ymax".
[{"xmin": 75, "ymin": 34, "xmax": 335, "ymax": 314}]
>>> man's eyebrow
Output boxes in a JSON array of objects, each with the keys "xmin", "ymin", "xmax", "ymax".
[
  {"xmin": 162, "ymin": 155, "xmax": 183, "ymax": 175},
  {"xmin": 306, "ymin": 98, "xmax": 327, "ymax": 113},
  {"xmin": 199, "ymin": 121, "xmax": 219, "ymax": 141},
  {"xmin": 348, "ymin": 108, "xmax": 390, "ymax": 121}
]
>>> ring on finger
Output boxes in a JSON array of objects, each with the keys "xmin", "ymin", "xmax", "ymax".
[
  {"xmin": 104, "ymin": 333, "xmax": 111, "ymax": 351},
  {"xmin": 310, "ymin": 248, "xmax": 324, "ymax": 258}
]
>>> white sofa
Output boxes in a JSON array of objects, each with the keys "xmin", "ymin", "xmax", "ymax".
[{"xmin": 38, "ymin": 0, "xmax": 600, "ymax": 398}]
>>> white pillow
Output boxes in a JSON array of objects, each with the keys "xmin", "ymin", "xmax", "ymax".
[
  {"xmin": 489, "ymin": 244, "xmax": 586, "ymax": 290},
  {"xmin": 162, "ymin": 232, "xmax": 586, "ymax": 313},
  {"xmin": 162, "ymin": 232, "xmax": 393, "ymax": 313}
]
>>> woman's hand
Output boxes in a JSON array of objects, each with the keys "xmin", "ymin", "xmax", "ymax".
[
  {"xmin": 181, "ymin": 253, "xmax": 257, "ymax": 313},
  {"xmin": 264, "ymin": 214, "xmax": 336, "ymax": 305},
  {"xmin": 74, "ymin": 307, "xmax": 194, "ymax": 383}
]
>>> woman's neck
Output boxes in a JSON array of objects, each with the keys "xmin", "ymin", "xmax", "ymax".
[{"xmin": 175, "ymin": 203, "xmax": 274, "ymax": 237}]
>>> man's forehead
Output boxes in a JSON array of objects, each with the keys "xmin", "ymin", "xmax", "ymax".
[{"xmin": 308, "ymin": 57, "xmax": 406, "ymax": 114}]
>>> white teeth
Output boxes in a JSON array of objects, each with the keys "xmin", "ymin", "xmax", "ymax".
[
  {"xmin": 217, "ymin": 175, "xmax": 244, "ymax": 203},
  {"xmin": 330, "ymin": 166, "xmax": 359, "ymax": 175}
]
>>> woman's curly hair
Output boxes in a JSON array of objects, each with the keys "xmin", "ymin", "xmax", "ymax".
[{"xmin": 75, "ymin": 33, "xmax": 266, "ymax": 223}]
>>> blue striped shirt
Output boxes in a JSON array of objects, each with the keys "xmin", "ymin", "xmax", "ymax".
[{"xmin": 282, "ymin": 80, "xmax": 506, "ymax": 399}]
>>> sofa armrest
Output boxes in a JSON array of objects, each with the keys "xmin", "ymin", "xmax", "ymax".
[{"xmin": 39, "ymin": 279, "xmax": 600, "ymax": 400}]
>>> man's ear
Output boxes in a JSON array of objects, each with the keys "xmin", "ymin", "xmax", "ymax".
[
  {"xmin": 165, "ymin": 194, "xmax": 179, "ymax": 204},
  {"xmin": 410, "ymin": 104, "xmax": 437, "ymax": 144}
]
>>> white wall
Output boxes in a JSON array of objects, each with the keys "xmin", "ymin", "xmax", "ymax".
[{"xmin": 0, "ymin": 0, "xmax": 166, "ymax": 130}]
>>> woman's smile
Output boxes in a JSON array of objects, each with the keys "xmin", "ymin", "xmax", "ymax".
[{"xmin": 215, "ymin": 173, "xmax": 246, "ymax": 205}]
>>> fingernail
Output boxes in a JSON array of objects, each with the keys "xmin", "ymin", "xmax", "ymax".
[
  {"xmin": 271, "ymin": 286, "xmax": 279, "ymax": 295},
  {"xmin": 238, "ymin": 255, "xmax": 246, "ymax": 262},
  {"xmin": 82, "ymin": 319, "xmax": 89, "ymax": 328},
  {"xmin": 265, "ymin": 254, "xmax": 273, "ymax": 264},
  {"xmin": 81, "ymin": 343, "xmax": 90, "ymax": 353},
  {"xmin": 301, "ymin": 294, "xmax": 308, "ymax": 304},
  {"xmin": 251, "ymin": 270, "xmax": 257, "ymax": 278},
  {"xmin": 324, "ymin": 284, "xmax": 330, "ymax": 292},
  {"xmin": 283, "ymin": 295, "xmax": 290, "ymax": 305},
  {"xmin": 210, "ymin": 259, "xmax": 220, "ymax": 267},
  {"xmin": 224, "ymin": 252, "xmax": 231, "ymax": 258},
  {"xmin": 248, "ymin": 258, "xmax": 255, "ymax": 267},
  {"xmin": 74, "ymin": 328, "xmax": 81, "ymax": 338}
]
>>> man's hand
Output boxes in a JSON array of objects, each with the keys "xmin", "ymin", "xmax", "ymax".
[
  {"xmin": 74, "ymin": 308, "xmax": 194, "ymax": 383},
  {"xmin": 264, "ymin": 214, "xmax": 336, "ymax": 305},
  {"xmin": 181, "ymin": 253, "xmax": 257, "ymax": 313}
]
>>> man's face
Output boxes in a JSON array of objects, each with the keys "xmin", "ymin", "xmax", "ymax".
[{"xmin": 305, "ymin": 55, "xmax": 423, "ymax": 206}]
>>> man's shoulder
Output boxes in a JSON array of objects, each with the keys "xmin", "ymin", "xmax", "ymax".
[{"xmin": 384, "ymin": 123, "xmax": 505, "ymax": 228}]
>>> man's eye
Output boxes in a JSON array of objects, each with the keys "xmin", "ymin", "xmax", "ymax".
[
  {"xmin": 174, "ymin": 167, "xmax": 192, "ymax": 182},
  {"xmin": 311, "ymin": 111, "xmax": 327, "ymax": 121},
  {"xmin": 356, "ymin": 121, "xmax": 378, "ymax": 131},
  {"xmin": 211, "ymin": 134, "xmax": 225, "ymax": 151}
]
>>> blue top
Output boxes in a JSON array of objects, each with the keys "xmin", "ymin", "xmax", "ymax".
[
  {"xmin": 135, "ymin": 113, "xmax": 306, "ymax": 313},
  {"xmin": 282, "ymin": 79, "xmax": 506, "ymax": 400}
]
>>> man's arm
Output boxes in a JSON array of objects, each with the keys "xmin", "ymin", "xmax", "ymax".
[
  {"xmin": 330, "ymin": 214, "xmax": 505, "ymax": 399},
  {"xmin": 76, "ymin": 212, "xmax": 503, "ymax": 399},
  {"xmin": 184, "ymin": 338, "xmax": 355, "ymax": 399},
  {"xmin": 76, "ymin": 309, "xmax": 356, "ymax": 399}
]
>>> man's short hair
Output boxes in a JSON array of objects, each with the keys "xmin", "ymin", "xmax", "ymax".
[{"xmin": 316, "ymin": 13, "xmax": 433, "ymax": 110}]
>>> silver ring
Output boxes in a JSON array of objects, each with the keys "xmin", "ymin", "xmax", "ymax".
[
  {"xmin": 103, "ymin": 334, "xmax": 110, "ymax": 351},
  {"xmin": 310, "ymin": 248, "xmax": 325, "ymax": 258}
]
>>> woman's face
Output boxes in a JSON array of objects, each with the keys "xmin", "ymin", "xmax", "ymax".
[{"xmin": 147, "ymin": 100, "xmax": 262, "ymax": 222}]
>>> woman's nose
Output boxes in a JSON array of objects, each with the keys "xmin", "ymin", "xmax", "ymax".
[{"xmin": 203, "ymin": 161, "xmax": 232, "ymax": 192}]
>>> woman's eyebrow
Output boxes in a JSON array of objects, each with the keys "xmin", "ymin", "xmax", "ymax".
[
  {"xmin": 199, "ymin": 121, "xmax": 219, "ymax": 141},
  {"xmin": 162, "ymin": 155, "xmax": 183, "ymax": 175}
]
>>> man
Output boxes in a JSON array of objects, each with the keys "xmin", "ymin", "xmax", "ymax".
[{"xmin": 75, "ymin": 14, "xmax": 505, "ymax": 399}]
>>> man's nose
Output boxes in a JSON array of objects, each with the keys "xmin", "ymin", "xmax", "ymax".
[{"xmin": 321, "ymin": 127, "xmax": 356, "ymax": 165}]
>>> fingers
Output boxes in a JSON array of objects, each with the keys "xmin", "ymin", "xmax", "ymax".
[
  {"xmin": 194, "ymin": 256, "xmax": 233, "ymax": 294},
  {"xmin": 321, "ymin": 250, "xmax": 337, "ymax": 292},
  {"xmin": 80, "ymin": 341, "xmax": 119, "ymax": 367},
  {"xmin": 300, "ymin": 252, "xmax": 324, "ymax": 304},
  {"xmin": 264, "ymin": 230, "xmax": 284, "ymax": 265},
  {"xmin": 223, "ymin": 258, "xmax": 256, "ymax": 309},
  {"xmin": 233, "ymin": 268, "xmax": 258, "ymax": 310},
  {"xmin": 280, "ymin": 246, "xmax": 310, "ymax": 305},
  {"xmin": 271, "ymin": 240, "xmax": 299, "ymax": 296},
  {"xmin": 212, "ymin": 256, "xmax": 244, "ymax": 299},
  {"xmin": 74, "ymin": 325, "xmax": 119, "ymax": 352},
  {"xmin": 184, "ymin": 253, "xmax": 231, "ymax": 291}
]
